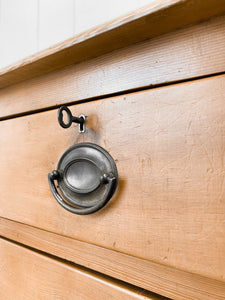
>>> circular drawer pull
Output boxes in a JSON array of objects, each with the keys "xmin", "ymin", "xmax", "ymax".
[{"xmin": 48, "ymin": 143, "xmax": 118, "ymax": 215}]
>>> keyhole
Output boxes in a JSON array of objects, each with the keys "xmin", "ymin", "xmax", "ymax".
[{"xmin": 79, "ymin": 115, "xmax": 85, "ymax": 132}]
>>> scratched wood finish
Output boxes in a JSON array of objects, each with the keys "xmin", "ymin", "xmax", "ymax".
[
  {"xmin": 0, "ymin": 75, "xmax": 225, "ymax": 283},
  {"xmin": 0, "ymin": 218, "xmax": 224, "ymax": 300},
  {"xmin": 0, "ymin": 0, "xmax": 225, "ymax": 89},
  {"xmin": 0, "ymin": 15, "xmax": 225, "ymax": 119},
  {"xmin": 0, "ymin": 238, "xmax": 160, "ymax": 300}
]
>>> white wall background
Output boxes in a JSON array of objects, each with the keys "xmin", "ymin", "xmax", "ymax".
[{"xmin": 0, "ymin": 0, "xmax": 153, "ymax": 69}]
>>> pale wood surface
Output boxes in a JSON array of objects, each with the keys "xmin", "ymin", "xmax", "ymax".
[
  {"xmin": 0, "ymin": 15, "xmax": 225, "ymax": 119},
  {"xmin": 1, "ymin": 217, "xmax": 225, "ymax": 300},
  {"xmin": 0, "ymin": 0, "xmax": 38, "ymax": 69},
  {"xmin": 0, "ymin": 74, "xmax": 225, "ymax": 283},
  {"xmin": 38, "ymin": 0, "xmax": 75, "ymax": 51},
  {"xmin": 74, "ymin": 0, "xmax": 154, "ymax": 35},
  {"xmin": 0, "ymin": 0, "xmax": 225, "ymax": 89},
  {"xmin": 0, "ymin": 0, "xmax": 154, "ymax": 69},
  {"xmin": 0, "ymin": 238, "xmax": 159, "ymax": 300}
]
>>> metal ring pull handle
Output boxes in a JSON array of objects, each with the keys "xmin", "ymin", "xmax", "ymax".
[
  {"xmin": 48, "ymin": 170, "xmax": 116, "ymax": 215},
  {"xmin": 48, "ymin": 143, "xmax": 118, "ymax": 215}
]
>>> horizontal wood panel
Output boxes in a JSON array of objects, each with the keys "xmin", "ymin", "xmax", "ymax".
[
  {"xmin": 0, "ymin": 15, "xmax": 225, "ymax": 119},
  {"xmin": 0, "ymin": 0, "xmax": 225, "ymax": 89},
  {"xmin": 0, "ymin": 75, "xmax": 225, "ymax": 283},
  {"xmin": 0, "ymin": 238, "xmax": 158, "ymax": 300},
  {"xmin": 1, "ymin": 218, "xmax": 225, "ymax": 300}
]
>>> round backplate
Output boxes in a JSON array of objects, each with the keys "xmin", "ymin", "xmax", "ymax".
[{"xmin": 56, "ymin": 143, "xmax": 118, "ymax": 208}]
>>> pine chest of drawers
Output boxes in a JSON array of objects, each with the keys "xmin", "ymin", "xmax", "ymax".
[{"xmin": 1, "ymin": 1, "xmax": 225, "ymax": 299}]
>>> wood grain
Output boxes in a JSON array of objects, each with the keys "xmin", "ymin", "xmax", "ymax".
[
  {"xmin": 0, "ymin": 238, "xmax": 159, "ymax": 300},
  {"xmin": 1, "ymin": 217, "xmax": 225, "ymax": 300},
  {"xmin": 0, "ymin": 0, "xmax": 225, "ymax": 89},
  {"xmin": 0, "ymin": 74, "xmax": 225, "ymax": 283},
  {"xmin": 0, "ymin": 15, "xmax": 225, "ymax": 119}
]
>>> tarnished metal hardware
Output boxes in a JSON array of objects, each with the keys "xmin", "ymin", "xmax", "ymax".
[
  {"xmin": 48, "ymin": 143, "xmax": 118, "ymax": 215},
  {"xmin": 58, "ymin": 105, "xmax": 86, "ymax": 133}
]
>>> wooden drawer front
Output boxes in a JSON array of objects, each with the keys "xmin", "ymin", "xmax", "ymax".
[
  {"xmin": 0, "ymin": 74, "xmax": 225, "ymax": 283},
  {"xmin": 0, "ymin": 15, "xmax": 225, "ymax": 120},
  {"xmin": 0, "ymin": 238, "xmax": 157, "ymax": 300}
]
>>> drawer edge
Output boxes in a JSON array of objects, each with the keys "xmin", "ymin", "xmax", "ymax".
[
  {"xmin": 1, "ymin": 217, "xmax": 224, "ymax": 300},
  {"xmin": 0, "ymin": 237, "xmax": 161, "ymax": 300}
]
